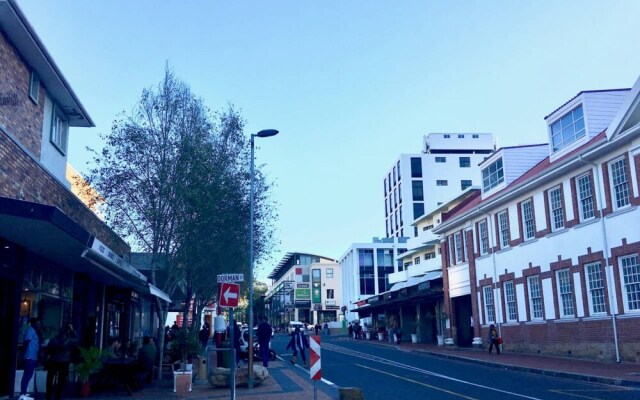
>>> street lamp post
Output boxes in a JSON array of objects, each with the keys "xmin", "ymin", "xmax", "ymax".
[{"xmin": 248, "ymin": 129, "xmax": 278, "ymax": 389}]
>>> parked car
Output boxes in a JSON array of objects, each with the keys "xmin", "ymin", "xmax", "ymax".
[{"xmin": 288, "ymin": 321, "xmax": 304, "ymax": 333}]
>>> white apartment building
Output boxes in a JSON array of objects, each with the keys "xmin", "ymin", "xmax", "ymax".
[
  {"xmin": 434, "ymin": 83, "xmax": 640, "ymax": 361},
  {"xmin": 339, "ymin": 237, "xmax": 408, "ymax": 322},
  {"xmin": 265, "ymin": 252, "xmax": 340, "ymax": 327},
  {"xmin": 384, "ymin": 133, "xmax": 494, "ymax": 238}
]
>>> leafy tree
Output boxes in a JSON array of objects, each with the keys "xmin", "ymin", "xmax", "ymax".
[{"xmin": 84, "ymin": 65, "xmax": 277, "ymax": 374}]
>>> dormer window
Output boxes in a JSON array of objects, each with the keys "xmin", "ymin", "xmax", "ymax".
[
  {"xmin": 481, "ymin": 157, "xmax": 503, "ymax": 191},
  {"xmin": 550, "ymin": 105, "xmax": 585, "ymax": 151}
]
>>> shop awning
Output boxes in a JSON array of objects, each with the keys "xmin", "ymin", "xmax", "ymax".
[{"xmin": 148, "ymin": 283, "xmax": 172, "ymax": 303}]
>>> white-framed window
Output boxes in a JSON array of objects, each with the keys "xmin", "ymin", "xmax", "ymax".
[
  {"xmin": 527, "ymin": 275, "xmax": 543, "ymax": 320},
  {"xmin": 504, "ymin": 281, "xmax": 517, "ymax": 322},
  {"xmin": 577, "ymin": 174, "xmax": 595, "ymax": 221},
  {"xmin": 585, "ymin": 262, "xmax": 606, "ymax": 315},
  {"xmin": 483, "ymin": 285, "xmax": 494, "ymax": 323},
  {"xmin": 29, "ymin": 70, "xmax": 40, "ymax": 104},
  {"xmin": 448, "ymin": 236, "xmax": 455, "ymax": 265},
  {"xmin": 478, "ymin": 220, "xmax": 489, "ymax": 255},
  {"xmin": 609, "ymin": 158, "xmax": 630, "ymax": 210},
  {"xmin": 326, "ymin": 268, "xmax": 334, "ymax": 278},
  {"xmin": 550, "ymin": 104, "xmax": 586, "ymax": 151},
  {"xmin": 50, "ymin": 104, "xmax": 69, "ymax": 154},
  {"xmin": 498, "ymin": 211, "xmax": 509, "ymax": 248},
  {"xmin": 454, "ymin": 232, "xmax": 463, "ymax": 263},
  {"xmin": 481, "ymin": 158, "xmax": 504, "ymax": 191},
  {"xmin": 548, "ymin": 186, "xmax": 564, "ymax": 231},
  {"xmin": 556, "ymin": 269, "xmax": 575, "ymax": 318},
  {"xmin": 521, "ymin": 199, "xmax": 535, "ymax": 240},
  {"xmin": 619, "ymin": 255, "xmax": 640, "ymax": 312}
]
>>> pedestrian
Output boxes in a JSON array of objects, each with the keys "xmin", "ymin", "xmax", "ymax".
[
  {"xmin": 19, "ymin": 318, "xmax": 41, "ymax": 400},
  {"xmin": 314, "ymin": 323, "xmax": 320, "ymax": 336},
  {"xmin": 199, "ymin": 322, "xmax": 210, "ymax": 348},
  {"xmin": 256, "ymin": 316, "xmax": 272, "ymax": 368},
  {"xmin": 45, "ymin": 323, "xmax": 78, "ymax": 400},
  {"xmin": 396, "ymin": 325, "xmax": 403, "ymax": 344},
  {"xmin": 137, "ymin": 336, "xmax": 157, "ymax": 384},
  {"xmin": 488, "ymin": 324, "xmax": 501, "ymax": 354},
  {"xmin": 323, "ymin": 321, "xmax": 329, "ymax": 336},
  {"xmin": 347, "ymin": 322, "xmax": 353, "ymax": 339},
  {"xmin": 286, "ymin": 326, "xmax": 309, "ymax": 367}
]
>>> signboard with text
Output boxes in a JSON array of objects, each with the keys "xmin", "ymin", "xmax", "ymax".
[
  {"xmin": 217, "ymin": 274, "xmax": 244, "ymax": 283},
  {"xmin": 219, "ymin": 282, "xmax": 240, "ymax": 308}
]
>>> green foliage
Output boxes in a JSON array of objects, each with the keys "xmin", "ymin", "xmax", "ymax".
[
  {"xmin": 74, "ymin": 346, "xmax": 103, "ymax": 383},
  {"xmin": 170, "ymin": 329, "xmax": 201, "ymax": 362}
]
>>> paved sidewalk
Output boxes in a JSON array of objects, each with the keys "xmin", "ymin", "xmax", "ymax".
[{"xmin": 364, "ymin": 336, "xmax": 640, "ymax": 388}]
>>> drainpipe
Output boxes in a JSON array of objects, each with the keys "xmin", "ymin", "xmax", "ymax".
[
  {"xmin": 479, "ymin": 208, "xmax": 502, "ymax": 338},
  {"xmin": 578, "ymin": 155, "xmax": 621, "ymax": 363}
]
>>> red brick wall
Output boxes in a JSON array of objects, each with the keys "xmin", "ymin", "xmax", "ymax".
[{"xmin": 0, "ymin": 29, "xmax": 43, "ymax": 158}]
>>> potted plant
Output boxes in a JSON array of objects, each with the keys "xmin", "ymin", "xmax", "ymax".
[{"xmin": 74, "ymin": 346, "xmax": 103, "ymax": 397}]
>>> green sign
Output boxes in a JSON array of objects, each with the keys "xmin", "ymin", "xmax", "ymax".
[
  {"xmin": 295, "ymin": 288, "xmax": 310, "ymax": 299},
  {"xmin": 312, "ymin": 286, "xmax": 321, "ymax": 304}
]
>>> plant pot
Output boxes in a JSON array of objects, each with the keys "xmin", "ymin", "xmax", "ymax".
[
  {"xmin": 365, "ymin": 331, "xmax": 371, "ymax": 340},
  {"xmin": 437, "ymin": 335, "xmax": 444, "ymax": 346},
  {"xmin": 378, "ymin": 333, "xmax": 384, "ymax": 341},
  {"xmin": 79, "ymin": 382, "xmax": 91, "ymax": 398},
  {"xmin": 411, "ymin": 334, "xmax": 418, "ymax": 343}
]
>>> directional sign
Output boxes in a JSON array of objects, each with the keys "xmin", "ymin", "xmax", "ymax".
[
  {"xmin": 217, "ymin": 274, "xmax": 244, "ymax": 283},
  {"xmin": 309, "ymin": 335, "xmax": 321, "ymax": 380},
  {"xmin": 219, "ymin": 282, "xmax": 240, "ymax": 308}
]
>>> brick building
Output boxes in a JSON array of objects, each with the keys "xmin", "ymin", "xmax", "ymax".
[
  {"xmin": 0, "ymin": 0, "xmax": 170, "ymax": 396},
  {"xmin": 434, "ymin": 79, "xmax": 640, "ymax": 362}
]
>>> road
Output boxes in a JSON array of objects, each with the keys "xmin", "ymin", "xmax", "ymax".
[{"xmin": 271, "ymin": 332, "xmax": 639, "ymax": 400}]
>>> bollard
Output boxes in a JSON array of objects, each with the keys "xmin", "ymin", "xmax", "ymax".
[{"xmin": 339, "ymin": 387, "xmax": 365, "ymax": 400}]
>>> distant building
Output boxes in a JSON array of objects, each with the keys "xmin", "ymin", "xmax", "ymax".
[
  {"xmin": 265, "ymin": 252, "xmax": 339, "ymax": 327},
  {"xmin": 338, "ymin": 237, "xmax": 408, "ymax": 322},
  {"xmin": 384, "ymin": 133, "xmax": 494, "ymax": 238}
]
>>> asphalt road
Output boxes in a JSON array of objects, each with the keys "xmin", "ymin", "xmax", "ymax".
[{"xmin": 271, "ymin": 333, "xmax": 640, "ymax": 400}]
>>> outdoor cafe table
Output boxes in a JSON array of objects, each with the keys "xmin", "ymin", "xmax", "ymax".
[{"xmin": 100, "ymin": 357, "xmax": 141, "ymax": 395}]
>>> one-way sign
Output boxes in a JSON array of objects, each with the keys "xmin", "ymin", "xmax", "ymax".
[
  {"xmin": 219, "ymin": 282, "xmax": 240, "ymax": 308},
  {"xmin": 217, "ymin": 273, "xmax": 244, "ymax": 283}
]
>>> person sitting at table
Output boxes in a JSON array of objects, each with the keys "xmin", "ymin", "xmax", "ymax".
[
  {"xmin": 137, "ymin": 336, "xmax": 157, "ymax": 384},
  {"xmin": 102, "ymin": 337, "xmax": 123, "ymax": 360}
]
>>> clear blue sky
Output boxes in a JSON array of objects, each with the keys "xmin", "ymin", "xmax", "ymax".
[{"xmin": 17, "ymin": 1, "xmax": 640, "ymax": 282}]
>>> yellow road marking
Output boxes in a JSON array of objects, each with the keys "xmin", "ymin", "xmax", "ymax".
[{"xmin": 355, "ymin": 363, "xmax": 478, "ymax": 400}]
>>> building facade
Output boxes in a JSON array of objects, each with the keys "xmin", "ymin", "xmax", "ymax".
[
  {"xmin": 265, "ymin": 252, "xmax": 340, "ymax": 327},
  {"xmin": 0, "ymin": 1, "xmax": 169, "ymax": 395},
  {"xmin": 434, "ymin": 83, "xmax": 640, "ymax": 362},
  {"xmin": 384, "ymin": 133, "xmax": 494, "ymax": 238}
]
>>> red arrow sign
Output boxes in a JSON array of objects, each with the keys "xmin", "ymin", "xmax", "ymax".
[{"xmin": 219, "ymin": 282, "xmax": 240, "ymax": 308}]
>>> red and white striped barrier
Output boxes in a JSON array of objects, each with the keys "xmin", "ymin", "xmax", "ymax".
[{"xmin": 309, "ymin": 335, "xmax": 321, "ymax": 381}]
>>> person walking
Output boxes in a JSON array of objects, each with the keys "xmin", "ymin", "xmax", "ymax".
[
  {"xmin": 137, "ymin": 336, "xmax": 157, "ymax": 384},
  {"xmin": 45, "ymin": 323, "xmax": 78, "ymax": 400},
  {"xmin": 256, "ymin": 316, "xmax": 272, "ymax": 367},
  {"xmin": 19, "ymin": 318, "xmax": 41, "ymax": 400},
  {"xmin": 286, "ymin": 326, "xmax": 309, "ymax": 367},
  {"xmin": 487, "ymin": 324, "xmax": 501, "ymax": 354},
  {"xmin": 347, "ymin": 322, "xmax": 353, "ymax": 339},
  {"xmin": 323, "ymin": 321, "xmax": 329, "ymax": 336}
]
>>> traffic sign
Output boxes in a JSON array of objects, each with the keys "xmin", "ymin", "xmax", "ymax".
[
  {"xmin": 309, "ymin": 335, "xmax": 321, "ymax": 381},
  {"xmin": 217, "ymin": 273, "xmax": 244, "ymax": 283},
  {"xmin": 219, "ymin": 282, "xmax": 240, "ymax": 308}
]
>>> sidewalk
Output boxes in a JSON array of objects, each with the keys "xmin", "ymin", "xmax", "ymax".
[
  {"xmin": 366, "ymin": 336, "xmax": 640, "ymax": 388},
  {"xmin": 44, "ymin": 360, "xmax": 338, "ymax": 400}
]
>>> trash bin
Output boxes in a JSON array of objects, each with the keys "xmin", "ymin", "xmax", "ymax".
[
  {"xmin": 198, "ymin": 356, "xmax": 206, "ymax": 380},
  {"xmin": 220, "ymin": 340, "xmax": 232, "ymax": 368}
]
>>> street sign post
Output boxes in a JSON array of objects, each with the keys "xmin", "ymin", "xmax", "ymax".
[
  {"xmin": 310, "ymin": 335, "xmax": 321, "ymax": 400},
  {"xmin": 219, "ymin": 282, "xmax": 240, "ymax": 308}
]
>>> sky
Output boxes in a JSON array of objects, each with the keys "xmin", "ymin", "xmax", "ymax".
[{"xmin": 16, "ymin": 0, "xmax": 640, "ymax": 282}]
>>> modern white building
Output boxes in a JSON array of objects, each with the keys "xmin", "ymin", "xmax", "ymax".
[
  {"xmin": 384, "ymin": 133, "xmax": 494, "ymax": 238},
  {"xmin": 434, "ymin": 83, "xmax": 640, "ymax": 361},
  {"xmin": 265, "ymin": 252, "xmax": 340, "ymax": 327},
  {"xmin": 339, "ymin": 237, "xmax": 408, "ymax": 322}
]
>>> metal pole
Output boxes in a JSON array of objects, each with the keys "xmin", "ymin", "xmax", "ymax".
[
  {"xmin": 248, "ymin": 134, "xmax": 256, "ymax": 389},
  {"xmin": 230, "ymin": 308, "xmax": 236, "ymax": 400}
]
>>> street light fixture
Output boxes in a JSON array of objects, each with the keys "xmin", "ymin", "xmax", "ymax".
[{"xmin": 248, "ymin": 128, "xmax": 278, "ymax": 389}]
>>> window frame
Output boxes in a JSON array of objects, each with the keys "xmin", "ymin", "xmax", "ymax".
[
  {"xmin": 326, "ymin": 268, "xmax": 334, "ymax": 279},
  {"xmin": 50, "ymin": 104, "xmax": 69, "ymax": 155},
  {"xmin": 556, "ymin": 268, "xmax": 575, "ymax": 318},
  {"xmin": 435, "ymin": 157, "xmax": 446, "ymax": 163},
  {"xmin": 608, "ymin": 157, "xmax": 630, "ymax": 210},
  {"xmin": 521, "ymin": 199, "xmax": 535, "ymax": 241},
  {"xmin": 576, "ymin": 173, "xmax": 595, "ymax": 221},
  {"xmin": 585, "ymin": 262, "xmax": 606, "ymax": 315},
  {"xmin": 459, "ymin": 157, "xmax": 470, "ymax": 168},
  {"xmin": 478, "ymin": 220, "xmax": 489, "ymax": 255},
  {"xmin": 483, "ymin": 285, "xmax": 495, "ymax": 323},
  {"xmin": 481, "ymin": 158, "xmax": 504, "ymax": 191},
  {"xmin": 436, "ymin": 180, "xmax": 448, "ymax": 186},
  {"xmin": 548, "ymin": 186, "xmax": 565, "ymax": 231},
  {"xmin": 461, "ymin": 180, "xmax": 472, "ymax": 190},
  {"xmin": 527, "ymin": 275, "xmax": 544, "ymax": 320},
  {"xmin": 497, "ymin": 210, "xmax": 510, "ymax": 249},
  {"xmin": 503, "ymin": 281, "xmax": 518, "ymax": 322},
  {"xmin": 550, "ymin": 104, "xmax": 586, "ymax": 151},
  {"xmin": 454, "ymin": 232, "xmax": 463, "ymax": 263},
  {"xmin": 29, "ymin": 70, "xmax": 40, "ymax": 104},
  {"xmin": 619, "ymin": 254, "xmax": 640, "ymax": 313}
]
